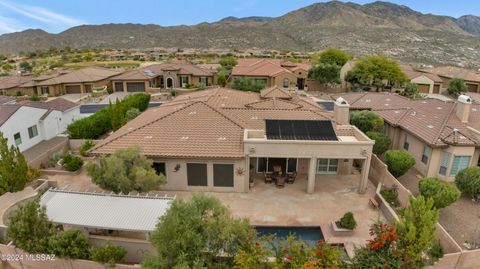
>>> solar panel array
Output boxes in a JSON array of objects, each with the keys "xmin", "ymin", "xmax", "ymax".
[
  {"xmin": 265, "ymin": 120, "xmax": 337, "ymax": 141},
  {"xmin": 317, "ymin": 101, "xmax": 334, "ymax": 111}
]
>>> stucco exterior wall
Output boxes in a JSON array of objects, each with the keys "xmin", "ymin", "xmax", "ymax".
[
  {"xmin": 411, "ymin": 75, "xmax": 435, "ymax": 94},
  {"xmin": 0, "ymin": 106, "xmax": 46, "ymax": 152},
  {"xmin": 272, "ymin": 72, "xmax": 298, "ymax": 89},
  {"xmin": 151, "ymin": 158, "xmax": 247, "ymax": 193}
]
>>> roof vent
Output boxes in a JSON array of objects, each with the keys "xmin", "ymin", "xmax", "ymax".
[
  {"xmin": 251, "ymin": 116, "xmax": 258, "ymax": 120},
  {"xmin": 437, "ymin": 107, "xmax": 442, "ymax": 110},
  {"xmin": 144, "ymin": 136, "xmax": 152, "ymax": 139},
  {"xmin": 458, "ymin": 95, "xmax": 472, "ymax": 104},
  {"xmin": 217, "ymin": 137, "xmax": 226, "ymax": 141},
  {"xmin": 189, "ymin": 111, "xmax": 197, "ymax": 115},
  {"xmin": 365, "ymin": 99, "xmax": 371, "ymax": 103},
  {"xmin": 143, "ymin": 69, "xmax": 156, "ymax": 78},
  {"xmin": 427, "ymin": 125, "xmax": 434, "ymax": 129},
  {"xmin": 180, "ymin": 136, "xmax": 189, "ymax": 140}
]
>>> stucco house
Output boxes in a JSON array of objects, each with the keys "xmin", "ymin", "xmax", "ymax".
[
  {"xmin": 421, "ymin": 66, "xmax": 480, "ymax": 93},
  {"xmin": 0, "ymin": 75, "xmax": 34, "ymax": 96},
  {"xmin": 91, "ymin": 87, "xmax": 374, "ymax": 194},
  {"xmin": 32, "ymin": 67, "xmax": 123, "ymax": 96},
  {"xmin": 231, "ymin": 58, "xmax": 317, "ymax": 91},
  {"xmin": 0, "ymin": 98, "xmax": 80, "ymax": 152},
  {"xmin": 400, "ymin": 65, "xmax": 443, "ymax": 94},
  {"xmin": 336, "ymin": 92, "xmax": 480, "ymax": 181},
  {"xmin": 109, "ymin": 63, "xmax": 216, "ymax": 92}
]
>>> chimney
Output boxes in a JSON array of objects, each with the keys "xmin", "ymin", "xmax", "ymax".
[
  {"xmin": 456, "ymin": 95, "xmax": 472, "ymax": 123},
  {"xmin": 334, "ymin": 97, "xmax": 350, "ymax": 125}
]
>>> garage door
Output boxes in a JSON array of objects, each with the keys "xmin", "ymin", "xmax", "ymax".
[
  {"xmin": 418, "ymin": 84, "xmax": 430, "ymax": 93},
  {"xmin": 126, "ymin": 82, "xmax": 145, "ymax": 92},
  {"xmin": 433, "ymin": 84, "xmax": 440, "ymax": 94},
  {"xmin": 467, "ymin": 83, "xmax": 478, "ymax": 93},
  {"xmin": 114, "ymin": 82, "xmax": 124, "ymax": 92},
  {"xmin": 65, "ymin": 85, "xmax": 81, "ymax": 94}
]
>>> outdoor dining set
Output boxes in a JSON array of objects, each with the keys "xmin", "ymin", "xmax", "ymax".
[{"xmin": 263, "ymin": 165, "xmax": 297, "ymax": 188}]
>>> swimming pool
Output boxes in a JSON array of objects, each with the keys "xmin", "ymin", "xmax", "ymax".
[{"xmin": 254, "ymin": 226, "xmax": 325, "ymax": 247}]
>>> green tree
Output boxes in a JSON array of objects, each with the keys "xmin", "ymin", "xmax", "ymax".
[
  {"xmin": 455, "ymin": 166, "xmax": 480, "ymax": 199},
  {"xmin": 308, "ymin": 63, "xmax": 341, "ymax": 89},
  {"xmin": 86, "ymin": 147, "xmax": 165, "ymax": 194},
  {"xmin": 448, "ymin": 78, "xmax": 468, "ymax": 96},
  {"xmin": 48, "ymin": 229, "xmax": 91, "ymax": 259},
  {"xmin": 312, "ymin": 48, "xmax": 351, "ymax": 66},
  {"xmin": 350, "ymin": 110, "xmax": 384, "ymax": 133},
  {"xmin": 143, "ymin": 194, "xmax": 252, "ymax": 269},
  {"xmin": 231, "ymin": 78, "xmax": 266, "ymax": 92},
  {"xmin": 419, "ymin": 177, "xmax": 460, "ymax": 209},
  {"xmin": 19, "ymin": 61, "xmax": 32, "ymax": 72},
  {"xmin": 109, "ymin": 99, "xmax": 126, "ymax": 131},
  {"xmin": 385, "ymin": 150, "xmax": 416, "ymax": 178},
  {"xmin": 219, "ymin": 56, "xmax": 237, "ymax": 69},
  {"xmin": 402, "ymin": 82, "xmax": 422, "ymax": 99},
  {"xmin": 7, "ymin": 201, "xmax": 55, "ymax": 253},
  {"xmin": 366, "ymin": 131, "xmax": 391, "ymax": 155},
  {"xmin": 2, "ymin": 63, "xmax": 13, "ymax": 72},
  {"xmin": 0, "ymin": 132, "xmax": 30, "ymax": 195},
  {"xmin": 348, "ymin": 54, "xmax": 406, "ymax": 90},
  {"xmin": 396, "ymin": 196, "xmax": 439, "ymax": 267},
  {"xmin": 217, "ymin": 67, "xmax": 230, "ymax": 87},
  {"xmin": 91, "ymin": 242, "xmax": 127, "ymax": 267}
]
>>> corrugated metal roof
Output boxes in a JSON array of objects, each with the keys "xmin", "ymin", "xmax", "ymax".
[{"xmin": 40, "ymin": 189, "xmax": 174, "ymax": 232}]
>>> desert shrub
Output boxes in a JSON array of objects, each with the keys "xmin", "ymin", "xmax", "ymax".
[
  {"xmin": 62, "ymin": 154, "xmax": 83, "ymax": 172},
  {"xmin": 339, "ymin": 212, "xmax": 357, "ymax": 230},
  {"xmin": 79, "ymin": 140, "xmax": 95, "ymax": 156},
  {"xmin": 385, "ymin": 150, "xmax": 415, "ymax": 178},
  {"xmin": 91, "ymin": 242, "xmax": 126, "ymax": 267},
  {"xmin": 380, "ymin": 187, "xmax": 399, "ymax": 207},
  {"xmin": 350, "ymin": 110, "xmax": 384, "ymax": 133},
  {"xmin": 231, "ymin": 77, "xmax": 266, "ymax": 92},
  {"xmin": 125, "ymin": 108, "xmax": 141, "ymax": 121},
  {"xmin": 455, "ymin": 166, "xmax": 480, "ymax": 199},
  {"xmin": 428, "ymin": 241, "xmax": 444, "ymax": 263},
  {"xmin": 47, "ymin": 229, "xmax": 90, "ymax": 259},
  {"xmin": 29, "ymin": 95, "xmax": 40, "ymax": 101},
  {"xmin": 448, "ymin": 78, "xmax": 467, "ymax": 96},
  {"xmin": 419, "ymin": 177, "xmax": 460, "ymax": 208},
  {"xmin": 366, "ymin": 131, "xmax": 391, "ymax": 155}
]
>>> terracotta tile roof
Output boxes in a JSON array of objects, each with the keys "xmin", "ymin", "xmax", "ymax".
[
  {"xmin": 232, "ymin": 58, "xmax": 311, "ymax": 77},
  {"xmin": 0, "ymin": 104, "xmax": 21, "ymax": 126},
  {"xmin": 400, "ymin": 65, "xmax": 443, "ymax": 83},
  {"xmin": 111, "ymin": 63, "xmax": 214, "ymax": 81},
  {"xmin": 21, "ymin": 97, "xmax": 79, "ymax": 112},
  {"xmin": 0, "ymin": 75, "xmax": 34, "ymax": 90},
  {"xmin": 37, "ymin": 67, "xmax": 123, "ymax": 86},
  {"xmin": 421, "ymin": 66, "xmax": 480, "ymax": 83},
  {"xmin": 92, "ymin": 87, "xmax": 337, "ymax": 158},
  {"xmin": 336, "ymin": 92, "xmax": 480, "ymax": 147},
  {"xmin": 260, "ymin": 86, "xmax": 293, "ymax": 99}
]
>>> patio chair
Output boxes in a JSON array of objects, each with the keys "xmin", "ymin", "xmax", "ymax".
[
  {"xmin": 286, "ymin": 171, "xmax": 297, "ymax": 184},
  {"xmin": 263, "ymin": 171, "xmax": 273, "ymax": 184}
]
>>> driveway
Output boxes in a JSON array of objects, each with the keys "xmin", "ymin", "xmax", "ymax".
[{"xmin": 55, "ymin": 93, "xmax": 89, "ymax": 103}]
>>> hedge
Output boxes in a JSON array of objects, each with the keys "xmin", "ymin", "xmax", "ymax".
[{"xmin": 68, "ymin": 93, "xmax": 150, "ymax": 139}]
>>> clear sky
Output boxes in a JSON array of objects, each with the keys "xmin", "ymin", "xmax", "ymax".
[{"xmin": 0, "ymin": 0, "xmax": 479, "ymax": 35}]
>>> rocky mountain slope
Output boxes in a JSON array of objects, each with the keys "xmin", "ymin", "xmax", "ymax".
[{"xmin": 0, "ymin": 1, "xmax": 479, "ymax": 67}]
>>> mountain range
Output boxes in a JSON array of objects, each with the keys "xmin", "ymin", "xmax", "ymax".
[{"xmin": 0, "ymin": 1, "xmax": 479, "ymax": 67}]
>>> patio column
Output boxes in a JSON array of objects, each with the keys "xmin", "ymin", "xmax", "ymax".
[
  {"xmin": 244, "ymin": 156, "xmax": 250, "ymax": 193},
  {"xmin": 358, "ymin": 156, "xmax": 371, "ymax": 194},
  {"xmin": 307, "ymin": 157, "xmax": 316, "ymax": 194}
]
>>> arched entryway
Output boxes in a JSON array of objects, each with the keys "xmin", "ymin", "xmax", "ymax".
[{"xmin": 166, "ymin": 77, "xmax": 174, "ymax": 88}]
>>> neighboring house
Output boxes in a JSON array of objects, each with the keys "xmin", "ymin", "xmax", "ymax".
[
  {"xmin": 231, "ymin": 58, "xmax": 315, "ymax": 90},
  {"xmin": 33, "ymin": 67, "xmax": 124, "ymax": 96},
  {"xmin": 18, "ymin": 72, "xmax": 68, "ymax": 96},
  {"xmin": 0, "ymin": 75, "xmax": 34, "ymax": 96},
  {"xmin": 421, "ymin": 66, "xmax": 480, "ymax": 93},
  {"xmin": 0, "ymin": 98, "xmax": 80, "ymax": 152},
  {"xmin": 336, "ymin": 92, "xmax": 480, "ymax": 181},
  {"xmin": 400, "ymin": 65, "xmax": 443, "ymax": 94},
  {"xmin": 109, "ymin": 63, "xmax": 216, "ymax": 92},
  {"xmin": 91, "ymin": 87, "xmax": 374, "ymax": 194}
]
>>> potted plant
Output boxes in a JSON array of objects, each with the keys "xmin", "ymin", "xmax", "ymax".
[{"xmin": 331, "ymin": 212, "xmax": 357, "ymax": 236}]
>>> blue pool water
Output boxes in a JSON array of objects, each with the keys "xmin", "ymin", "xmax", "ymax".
[{"xmin": 254, "ymin": 226, "xmax": 325, "ymax": 247}]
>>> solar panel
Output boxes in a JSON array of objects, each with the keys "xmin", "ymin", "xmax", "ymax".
[
  {"xmin": 265, "ymin": 120, "xmax": 337, "ymax": 141},
  {"xmin": 317, "ymin": 101, "xmax": 334, "ymax": 111}
]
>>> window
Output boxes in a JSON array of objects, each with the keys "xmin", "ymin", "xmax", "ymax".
[
  {"xmin": 439, "ymin": 152, "xmax": 450, "ymax": 176},
  {"xmin": 213, "ymin": 164, "xmax": 234, "ymax": 187},
  {"xmin": 283, "ymin": 78, "xmax": 289, "ymax": 88},
  {"xmin": 180, "ymin": 76, "xmax": 189, "ymax": 86},
  {"xmin": 14, "ymin": 133, "xmax": 22, "ymax": 146},
  {"xmin": 256, "ymin": 158, "xmax": 297, "ymax": 173},
  {"xmin": 421, "ymin": 146, "xmax": 431, "ymax": 164},
  {"xmin": 187, "ymin": 163, "xmax": 208, "ymax": 186},
  {"xmin": 152, "ymin": 162, "xmax": 166, "ymax": 177},
  {"xmin": 28, "ymin": 125, "xmax": 38, "ymax": 139},
  {"xmin": 317, "ymin": 159, "xmax": 339, "ymax": 174},
  {"xmin": 41, "ymin": 86, "xmax": 49, "ymax": 95},
  {"xmin": 403, "ymin": 134, "xmax": 410, "ymax": 150},
  {"xmin": 450, "ymin": 156, "xmax": 471, "ymax": 176},
  {"xmin": 199, "ymin": 77, "xmax": 209, "ymax": 86}
]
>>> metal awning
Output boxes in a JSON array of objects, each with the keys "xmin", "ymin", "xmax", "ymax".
[{"xmin": 40, "ymin": 189, "xmax": 174, "ymax": 232}]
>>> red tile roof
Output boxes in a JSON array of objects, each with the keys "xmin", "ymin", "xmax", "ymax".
[{"xmin": 232, "ymin": 58, "xmax": 311, "ymax": 77}]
